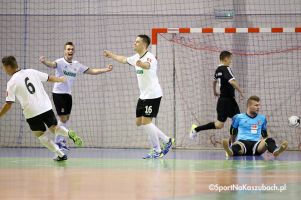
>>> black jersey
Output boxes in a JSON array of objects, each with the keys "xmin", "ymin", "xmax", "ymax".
[{"xmin": 214, "ymin": 65, "xmax": 235, "ymax": 98}]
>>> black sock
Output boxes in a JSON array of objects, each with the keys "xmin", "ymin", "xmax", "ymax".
[
  {"xmin": 195, "ymin": 122, "xmax": 216, "ymax": 132},
  {"xmin": 231, "ymin": 144, "xmax": 242, "ymax": 156},
  {"xmin": 265, "ymin": 138, "xmax": 277, "ymax": 153}
]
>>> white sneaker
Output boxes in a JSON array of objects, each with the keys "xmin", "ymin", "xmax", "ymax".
[{"xmin": 189, "ymin": 124, "xmax": 198, "ymax": 140}]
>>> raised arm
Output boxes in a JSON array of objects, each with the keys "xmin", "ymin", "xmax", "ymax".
[
  {"xmin": 84, "ymin": 64, "xmax": 113, "ymax": 75},
  {"xmin": 103, "ymin": 50, "xmax": 127, "ymax": 64},
  {"xmin": 48, "ymin": 75, "xmax": 65, "ymax": 83},
  {"xmin": 39, "ymin": 56, "xmax": 57, "ymax": 68},
  {"xmin": 0, "ymin": 102, "xmax": 13, "ymax": 118}
]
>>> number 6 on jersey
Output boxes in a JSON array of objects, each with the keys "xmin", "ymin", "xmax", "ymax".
[{"xmin": 25, "ymin": 77, "xmax": 36, "ymax": 94}]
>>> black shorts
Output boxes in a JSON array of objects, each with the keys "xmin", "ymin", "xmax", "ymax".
[
  {"xmin": 26, "ymin": 109, "xmax": 58, "ymax": 132},
  {"xmin": 238, "ymin": 140, "xmax": 261, "ymax": 156},
  {"xmin": 52, "ymin": 93, "xmax": 72, "ymax": 115},
  {"xmin": 136, "ymin": 97, "xmax": 162, "ymax": 118},
  {"xmin": 216, "ymin": 97, "xmax": 240, "ymax": 122}
]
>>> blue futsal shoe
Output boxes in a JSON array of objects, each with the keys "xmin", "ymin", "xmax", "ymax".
[
  {"xmin": 162, "ymin": 138, "xmax": 175, "ymax": 155},
  {"xmin": 142, "ymin": 150, "xmax": 163, "ymax": 159},
  {"xmin": 56, "ymin": 139, "xmax": 70, "ymax": 151}
]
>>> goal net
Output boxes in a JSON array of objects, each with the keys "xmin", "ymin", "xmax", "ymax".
[
  {"xmin": 0, "ymin": 0, "xmax": 300, "ymax": 150},
  {"xmin": 154, "ymin": 28, "xmax": 301, "ymax": 150}
]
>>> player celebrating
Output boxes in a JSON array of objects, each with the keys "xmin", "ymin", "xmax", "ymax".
[
  {"xmin": 0, "ymin": 56, "xmax": 83, "ymax": 161},
  {"xmin": 222, "ymin": 96, "xmax": 288, "ymax": 157},
  {"xmin": 104, "ymin": 34, "xmax": 174, "ymax": 159},
  {"xmin": 190, "ymin": 51, "xmax": 244, "ymax": 141},
  {"xmin": 39, "ymin": 42, "xmax": 113, "ymax": 150}
]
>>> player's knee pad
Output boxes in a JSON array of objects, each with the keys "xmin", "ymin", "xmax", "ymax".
[
  {"xmin": 232, "ymin": 141, "xmax": 246, "ymax": 156},
  {"xmin": 265, "ymin": 138, "xmax": 277, "ymax": 153},
  {"xmin": 265, "ymin": 138, "xmax": 276, "ymax": 146}
]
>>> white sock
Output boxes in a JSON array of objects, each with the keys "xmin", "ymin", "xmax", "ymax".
[
  {"xmin": 55, "ymin": 121, "xmax": 68, "ymax": 143},
  {"xmin": 38, "ymin": 134, "xmax": 64, "ymax": 157},
  {"xmin": 151, "ymin": 123, "xmax": 170, "ymax": 143},
  {"xmin": 143, "ymin": 123, "xmax": 161, "ymax": 152},
  {"xmin": 55, "ymin": 124, "xmax": 69, "ymax": 137}
]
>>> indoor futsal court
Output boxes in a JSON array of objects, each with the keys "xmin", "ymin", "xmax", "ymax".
[{"xmin": 1, "ymin": 1, "xmax": 301, "ymax": 200}]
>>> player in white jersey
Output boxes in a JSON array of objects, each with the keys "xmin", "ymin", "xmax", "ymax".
[
  {"xmin": 0, "ymin": 56, "xmax": 83, "ymax": 161},
  {"xmin": 39, "ymin": 42, "xmax": 113, "ymax": 150},
  {"xmin": 104, "ymin": 34, "xmax": 174, "ymax": 159}
]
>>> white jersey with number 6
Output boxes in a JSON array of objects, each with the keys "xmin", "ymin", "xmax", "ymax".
[
  {"xmin": 126, "ymin": 51, "xmax": 163, "ymax": 99},
  {"xmin": 6, "ymin": 69, "xmax": 53, "ymax": 119}
]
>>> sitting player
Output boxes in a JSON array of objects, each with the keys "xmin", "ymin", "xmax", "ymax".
[{"xmin": 222, "ymin": 95, "xmax": 288, "ymax": 157}]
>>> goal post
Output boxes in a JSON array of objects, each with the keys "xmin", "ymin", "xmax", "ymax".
[{"xmin": 152, "ymin": 27, "xmax": 301, "ymax": 150}]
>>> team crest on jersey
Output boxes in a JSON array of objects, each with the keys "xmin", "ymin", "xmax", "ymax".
[
  {"xmin": 147, "ymin": 58, "xmax": 152, "ymax": 63},
  {"xmin": 61, "ymin": 108, "xmax": 65, "ymax": 113},
  {"xmin": 258, "ymin": 120, "xmax": 262, "ymax": 125}
]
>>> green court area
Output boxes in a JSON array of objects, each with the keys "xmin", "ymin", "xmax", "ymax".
[{"xmin": 0, "ymin": 153, "xmax": 300, "ymax": 200}]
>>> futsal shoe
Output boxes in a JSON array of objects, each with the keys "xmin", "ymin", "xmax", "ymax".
[
  {"xmin": 53, "ymin": 154, "xmax": 68, "ymax": 161},
  {"xmin": 162, "ymin": 138, "xmax": 175, "ymax": 155},
  {"xmin": 222, "ymin": 139, "xmax": 234, "ymax": 157},
  {"xmin": 56, "ymin": 140, "xmax": 70, "ymax": 151},
  {"xmin": 68, "ymin": 130, "xmax": 83, "ymax": 147},
  {"xmin": 273, "ymin": 141, "xmax": 288, "ymax": 157},
  {"xmin": 189, "ymin": 124, "xmax": 198, "ymax": 140},
  {"xmin": 142, "ymin": 150, "xmax": 164, "ymax": 159}
]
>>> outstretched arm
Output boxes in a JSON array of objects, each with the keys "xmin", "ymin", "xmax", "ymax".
[
  {"xmin": 85, "ymin": 64, "xmax": 113, "ymax": 75},
  {"xmin": 39, "ymin": 56, "xmax": 57, "ymax": 68},
  {"xmin": 103, "ymin": 50, "xmax": 127, "ymax": 64},
  {"xmin": 0, "ymin": 102, "xmax": 13, "ymax": 118},
  {"xmin": 48, "ymin": 75, "xmax": 65, "ymax": 83}
]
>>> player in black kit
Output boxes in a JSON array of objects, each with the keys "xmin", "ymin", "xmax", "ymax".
[{"xmin": 189, "ymin": 51, "xmax": 244, "ymax": 142}]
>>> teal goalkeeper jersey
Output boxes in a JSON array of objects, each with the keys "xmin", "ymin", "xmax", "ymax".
[{"xmin": 232, "ymin": 113, "xmax": 267, "ymax": 142}]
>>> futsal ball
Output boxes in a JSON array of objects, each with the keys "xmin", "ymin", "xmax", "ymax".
[{"xmin": 288, "ymin": 116, "xmax": 300, "ymax": 127}]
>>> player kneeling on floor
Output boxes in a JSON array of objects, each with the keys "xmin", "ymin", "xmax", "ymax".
[{"xmin": 222, "ymin": 95, "xmax": 288, "ymax": 157}]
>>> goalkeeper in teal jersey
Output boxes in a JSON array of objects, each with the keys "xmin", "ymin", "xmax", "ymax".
[{"xmin": 222, "ymin": 96, "xmax": 288, "ymax": 157}]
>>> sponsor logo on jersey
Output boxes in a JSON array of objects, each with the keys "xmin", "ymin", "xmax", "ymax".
[
  {"xmin": 63, "ymin": 70, "xmax": 76, "ymax": 77},
  {"xmin": 136, "ymin": 69, "xmax": 144, "ymax": 74}
]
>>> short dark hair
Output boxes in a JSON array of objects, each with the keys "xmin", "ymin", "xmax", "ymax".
[
  {"xmin": 64, "ymin": 41, "xmax": 74, "ymax": 49},
  {"xmin": 2, "ymin": 56, "xmax": 18, "ymax": 68},
  {"xmin": 137, "ymin": 34, "xmax": 151, "ymax": 48},
  {"xmin": 247, "ymin": 95, "xmax": 260, "ymax": 105},
  {"xmin": 219, "ymin": 51, "xmax": 232, "ymax": 61}
]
